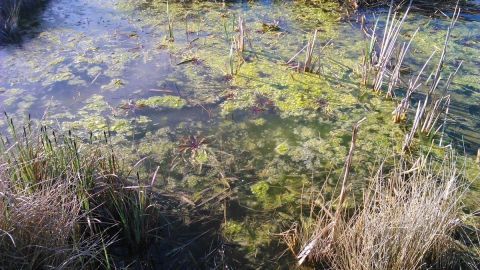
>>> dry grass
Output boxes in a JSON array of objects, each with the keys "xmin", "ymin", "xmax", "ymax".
[
  {"xmin": 286, "ymin": 151, "xmax": 477, "ymax": 269},
  {"xmin": 0, "ymin": 180, "xmax": 103, "ymax": 269}
]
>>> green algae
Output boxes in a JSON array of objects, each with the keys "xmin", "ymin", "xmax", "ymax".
[
  {"xmin": 250, "ymin": 181, "xmax": 270, "ymax": 200},
  {"xmin": 83, "ymin": 94, "xmax": 109, "ymax": 112},
  {"xmin": 274, "ymin": 142, "xmax": 289, "ymax": 155},
  {"xmin": 101, "ymin": 79, "xmax": 125, "ymax": 91},
  {"xmin": 136, "ymin": 95, "xmax": 187, "ymax": 109}
]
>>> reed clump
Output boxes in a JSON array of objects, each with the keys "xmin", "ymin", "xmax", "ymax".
[
  {"xmin": 0, "ymin": 118, "xmax": 109, "ymax": 268},
  {"xmin": 286, "ymin": 150, "xmax": 478, "ymax": 269},
  {"xmin": 0, "ymin": 181, "xmax": 101, "ymax": 269},
  {"xmin": 287, "ymin": 29, "xmax": 331, "ymax": 74},
  {"xmin": 360, "ymin": 0, "xmax": 461, "ymax": 151}
]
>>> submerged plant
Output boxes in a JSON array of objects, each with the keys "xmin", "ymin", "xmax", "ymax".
[
  {"xmin": 249, "ymin": 94, "xmax": 275, "ymax": 116},
  {"xmin": 177, "ymin": 135, "xmax": 209, "ymax": 163},
  {"xmin": 118, "ymin": 99, "xmax": 147, "ymax": 115}
]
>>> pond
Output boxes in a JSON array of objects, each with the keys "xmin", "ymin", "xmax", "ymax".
[{"xmin": 1, "ymin": 0, "xmax": 479, "ymax": 267}]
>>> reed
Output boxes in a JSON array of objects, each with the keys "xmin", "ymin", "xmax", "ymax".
[
  {"xmin": 225, "ymin": 16, "xmax": 249, "ymax": 78},
  {"xmin": 401, "ymin": 3, "xmax": 460, "ymax": 150},
  {"xmin": 392, "ymin": 51, "xmax": 435, "ymax": 123},
  {"xmin": 360, "ymin": 17, "xmax": 378, "ymax": 86},
  {"xmin": 0, "ymin": 118, "xmax": 111, "ymax": 268},
  {"xmin": 385, "ymin": 28, "xmax": 417, "ymax": 98},
  {"xmin": 0, "ymin": 117, "xmax": 227, "ymax": 268},
  {"xmin": 287, "ymin": 29, "xmax": 331, "ymax": 74},
  {"xmin": 236, "ymin": 16, "xmax": 246, "ymax": 55},
  {"xmin": 297, "ymin": 117, "xmax": 365, "ymax": 265}
]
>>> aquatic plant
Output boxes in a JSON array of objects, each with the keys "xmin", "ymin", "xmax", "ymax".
[
  {"xmin": 260, "ymin": 20, "xmax": 280, "ymax": 33},
  {"xmin": 226, "ymin": 16, "xmax": 250, "ymax": 78},
  {"xmin": 176, "ymin": 135, "xmax": 209, "ymax": 164},
  {"xmin": 118, "ymin": 99, "xmax": 147, "ymax": 115},
  {"xmin": 288, "ymin": 30, "xmax": 317, "ymax": 73},
  {"xmin": 101, "ymin": 179, "xmax": 160, "ymax": 256},
  {"xmin": 287, "ymin": 29, "xmax": 332, "ymax": 74},
  {"xmin": 315, "ymin": 97, "xmax": 331, "ymax": 114}
]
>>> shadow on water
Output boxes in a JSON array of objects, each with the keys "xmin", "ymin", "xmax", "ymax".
[{"xmin": 0, "ymin": 0, "xmax": 52, "ymax": 44}]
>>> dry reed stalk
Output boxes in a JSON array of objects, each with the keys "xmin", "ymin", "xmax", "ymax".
[
  {"xmin": 304, "ymin": 29, "xmax": 318, "ymax": 73},
  {"xmin": 372, "ymin": 0, "xmax": 412, "ymax": 92},
  {"xmin": 361, "ymin": 17, "xmax": 378, "ymax": 85},
  {"xmin": 237, "ymin": 16, "xmax": 245, "ymax": 54},
  {"xmin": 385, "ymin": 28, "xmax": 418, "ymax": 98},
  {"xmin": 287, "ymin": 30, "xmax": 332, "ymax": 74},
  {"xmin": 420, "ymin": 95, "xmax": 451, "ymax": 135},
  {"xmin": 329, "ymin": 154, "xmax": 464, "ymax": 270},
  {"xmin": 297, "ymin": 117, "xmax": 365, "ymax": 265},
  {"xmin": 415, "ymin": 3, "xmax": 460, "ymax": 138},
  {"xmin": 402, "ymin": 101, "xmax": 425, "ymax": 151},
  {"xmin": 392, "ymin": 51, "xmax": 435, "ymax": 123}
]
